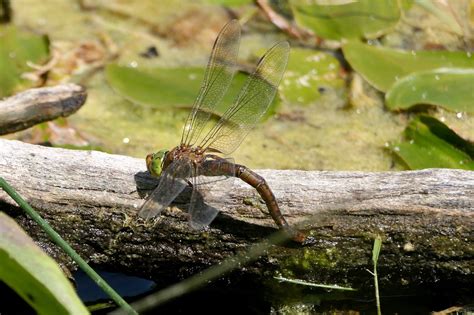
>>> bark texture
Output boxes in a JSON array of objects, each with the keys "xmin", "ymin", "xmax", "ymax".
[{"xmin": 0, "ymin": 139, "xmax": 472, "ymax": 291}]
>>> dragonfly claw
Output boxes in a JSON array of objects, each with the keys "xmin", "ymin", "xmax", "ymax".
[{"xmin": 288, "ymin": 229, "xmax": 316, "ymax": 246}]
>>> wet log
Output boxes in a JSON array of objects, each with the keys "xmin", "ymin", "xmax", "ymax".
[
  {"xmin": 0, "ymin": 84, "xmax": 86, "ymax": 135},
  {"xmin": 0, "ymin": 138, "xmax": 472, "ymax": 291}
]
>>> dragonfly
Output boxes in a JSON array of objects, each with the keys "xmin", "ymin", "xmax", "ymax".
[{"xmin": 139, "ymin": 19, "xmax": 312, "ymax": 244}]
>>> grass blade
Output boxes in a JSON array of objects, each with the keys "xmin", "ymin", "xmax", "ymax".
[{"xmin": 0, "ymin": 177, "xmax": 137, "ymax": 315}]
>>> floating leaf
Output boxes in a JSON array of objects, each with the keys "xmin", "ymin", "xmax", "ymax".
[
  {"xmin": 290, "ymin": 0, "xmax": 403, "ymax": 40},
  {"xmin": 386, "ymin": 68, "xmax": 474, "ymax": 113},
  {"xmin": 105, "ymin": 64, "xmax": 279, "ymax": 118},
  {"xmin": 342, "ymin": 41, "xmax": 474, "ymax": 92},
  {"xmin": 279, "ymin": 48, "xmax": 344, "ymax": 105},
  {"xmin": 0, "ymin": 212, "xmax": 89, "ymax": 315},
  {"xmin": 0, "ymin": 26, "xmax": 50, "ymax": 97},
  {"xmin": 106, "ymin": 65, "xmax": 204, "ymax": 109},
  {"xmin": 390, "ymin": 115, "xmax": 474, "ymax": 170}
]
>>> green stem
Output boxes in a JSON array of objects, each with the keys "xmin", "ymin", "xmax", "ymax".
[
  {"xmin": 371, "ymin": 236, "xmax": 382, "ymax": 315},
  {"xmin": 374, "ymin": 264, "xmax": 381, "ymax": 315},
  {"xmin": 0, "ymin": 177, "xmax": 137, "ymax": 315}
]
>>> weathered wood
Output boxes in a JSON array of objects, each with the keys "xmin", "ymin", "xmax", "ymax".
[
  {"xmin": 0, "ymin": 139, "xmax": 472, "ymax": 290},
  {"xmin": 0, "ymin": 84, "xmax": 86, "ymax": 135}
]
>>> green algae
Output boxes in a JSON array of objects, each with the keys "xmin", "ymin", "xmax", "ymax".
[{"xmin": 279, "ymin": 246, "xmax": 344, "ymax": 278}]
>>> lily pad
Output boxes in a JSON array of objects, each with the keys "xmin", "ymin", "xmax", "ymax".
[
  {"xmin": 0, "ymin": 212, "xmax": 89, "ymax": 315},
  {"xmin": 390, "ymin": 115, "xmax": 474, "ymax": 170},
  {"xmin": 342, "ymin": 41, "xmax": 474, "ymax": 92},
  {"xmin": 105, "ymin": 64, "xmax": 279, "ymax": 117},
  {"xmin": 386, "ymin": 68, "xmax": 474, "ymax": 113},
  {"xmin": 279, "ymin": 47, "xmax": 345, "ymax": 105},
  {"xmin": 290, "ymin": 0, "xmax": 403, "ymax": 40},
  {"xmin": 0, "ymin": 26, "xmax": 50, "ymax": 97}
]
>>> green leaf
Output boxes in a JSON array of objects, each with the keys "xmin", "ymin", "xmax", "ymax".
[
  {"xmin": 0, "ymin": 26, "xmax": 50, "ymax": 97},
  {"xmin": 372, "ymin": 236, "xmax": 382, "ymax": 266},
  {"xmin": 289, "ymin": 0, "xmax": 402, "ymax": 40},
  {"xmin": 106, "ymin": 64, "xmax": 204, "ymax": 108},
  {"xmin": 390, "ymin": 115, "xmax": 474, "ymax": 170},
  {"xmin": 386, "ymin": 68, "xmax": 474, "ymax": 113},
  {"xmin": 417, "ymin": 115, "xmax": 474, "ymax": 158},
  {"xmin": 342, "ymin": 41, "xmax": 474, "ymax": 92},
  {"xmin": 0, "ymin": 212, "xmax": 89, "ymax": 315},
  {"xmin": 280, "ymin": 47, "xmax": 345, "ymax": 105},
  {"xmin": 105, "ymin": 64, "xmax": 279, "ymax": 118}
]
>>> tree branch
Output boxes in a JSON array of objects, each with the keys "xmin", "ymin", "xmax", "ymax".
[{"xmin": 0, "ymin": 84, "xmax": 86, "ymax": 135}]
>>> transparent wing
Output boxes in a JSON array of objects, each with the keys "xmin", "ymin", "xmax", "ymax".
[
  {"xmin": 187, "ymin": 157, "xmax": 235, "ymax": 229},
  {"xmin": 180, "ymin": 19, "xmax": 241, "ymax": 147},
  {"xmin": 198, "ymin": 41, "xmax": 290, "ymax": 155},
  {"xmin": 138, "ymin": 159, "xmax": 192, "ymax": 220},
  {"xmin": 188, "ymin": 184, "xmax": 220, "ymax": 230}
]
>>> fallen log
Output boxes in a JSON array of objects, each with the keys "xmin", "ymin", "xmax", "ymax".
[
  {"xmin": 0, "ymin": 138, "xmax": 472, "ymax": 291},
  {"xmin": 0, "ymin": 84, "xmax": 86, "ymax": 135}
]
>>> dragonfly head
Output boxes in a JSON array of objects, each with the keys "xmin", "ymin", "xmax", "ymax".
[{"xmin": 146, "ymin": 150, "xmax": 169, "ymax": 177}]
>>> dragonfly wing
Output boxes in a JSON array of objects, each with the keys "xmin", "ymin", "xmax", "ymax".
[
  {"xmin": 187, "ymin": 163, "xmax": 228, "ymax": 230},
  {"xmin": 188, "ymin": 185, "xmax": 220, "ymax": 230},
  {"xmin": 181, "ymin": 19, "xmax": 241, "ymax": 147},
  {"xmin": 198, "ymin": 41, "xmax": 290, "ymax": 155},
  {"xmin": 139, "ymin": 159, "xmax": 192, "ymax": 220}
]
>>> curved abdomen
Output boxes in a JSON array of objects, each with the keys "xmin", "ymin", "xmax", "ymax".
[{"xmin": 202, "ymin": 158, "xmax": 308, "ymax": 243}]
